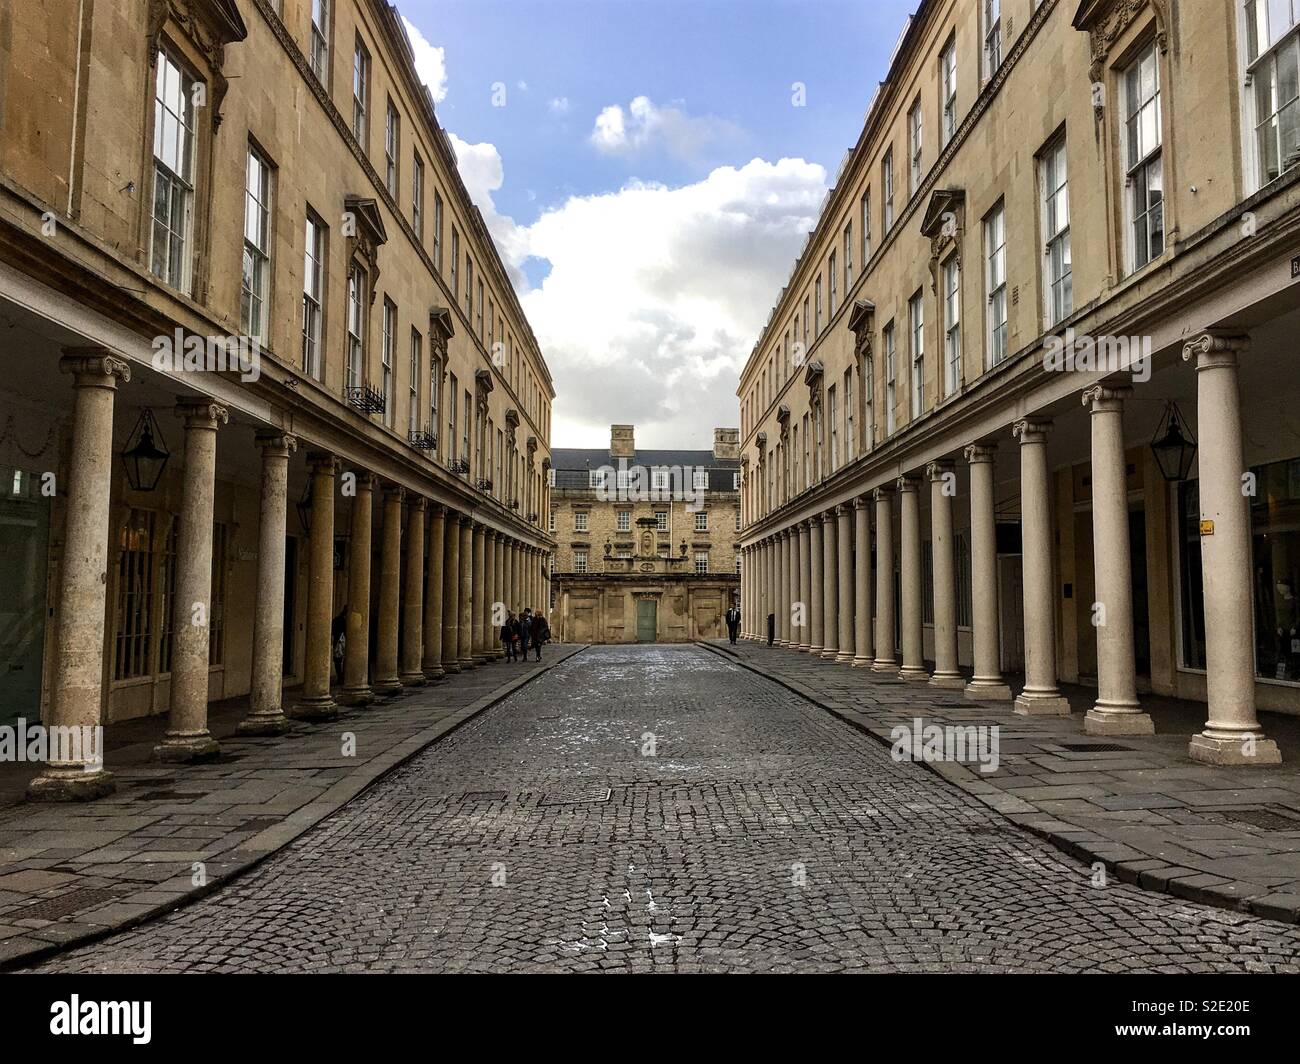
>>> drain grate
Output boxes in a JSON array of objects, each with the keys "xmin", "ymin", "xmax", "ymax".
[
  {"xmin": 17, "ymin": 887, "xmax": 128, "ymax": 922},
  {"xmin": 1056, "ymin": 742, "xmax": 1134, "ymax": 754},
  {"xmin": 1198, "ymin": 806, "xmax": 1300, "ymax": 832},
  {"xmin": 134, "ymin": 790, "xmax": 207, "ymax": 802},
  {"xmin": 460, "ymin": 791, "xmax": 508, "ymax": 803},
  {"xmin": 539, "ymin": 786, "xmax": 612, "ymax": 807}
]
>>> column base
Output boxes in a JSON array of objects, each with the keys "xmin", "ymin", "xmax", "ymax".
[
  {"xmin": 871, "ymin": 658, "xmax": 898, "ymax": 674},
  {"xmin": 1188, "ymin": 732, "xmax": 1282, "ymax": 765},
  {"xmin": 339, "ymin": 686, "xmax": 375, "ymax": 707},
  {"xmin": 820, "ymin": 648, "xmax": 838, "ymax": 661},
  {"xmin": 929, "ymin": 671, "xmax": 965, "ymax": 689},
  {"xmin": 289, "ymin": 697, "xmax": 338, "ymax": 722},
  {"xmin": 374, "ymin": 679, "xmax": 404, "ymax": 698},
  {"xmin": 458, "ymin": 658, "xmax": 476, "ymax": 671},
  {"xmin": 422, "ymin": 665, "xmax": 447, "ymax": 682},
  {"xmin": 851, "ymin": 656, "xmax": 875, "ymax": 668},
  {"xmin": 898, "ymin": 666, "xmax": 930, "ymax": 683},
  {"xmin": 154, "ymin": 734, "xmax": 221, "ymax": 764},
  {"xmin": 399, "ymin": 672, "xmax": 427, "ymax": 687},
  {"xmin": 235, "ymin": 713, "xmax": 290, "ymax": 737},
  {"xmin": 835, "ymin": 650, "xmax": 854, "ymax": 664},
  {"xmin": 809, "ymin": 644, "xmax": 824, "ymax": 656},
  {"xmin": 442, "ymin": 661, "xmax": 461, "ymax": 675},
  {"xmin": 1084, "ymin": 705, "xmax": 1154, "ymax": 736},
  {"xmin": 964, "ymin": 679, "xmax": 1012, "ymax": 701},
  {"xmin": 1014, "ymin": 692, "xmax": 1071, "ymax": 716},
  {"xmin": 26, "ymin": 768, "xmax": 115, "ymax": 802}
]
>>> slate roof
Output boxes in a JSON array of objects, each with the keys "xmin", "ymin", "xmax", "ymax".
[{"xmin": 551, "ymin": 447, "xmax": 739, "ymax": 491}]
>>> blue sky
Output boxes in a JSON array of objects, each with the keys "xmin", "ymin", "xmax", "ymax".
[{"xmin": 399, "ymin": 0, "xmax": 918, "ymax": 447}]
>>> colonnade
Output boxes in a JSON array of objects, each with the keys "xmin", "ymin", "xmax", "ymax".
[
  {"xmin": 737, "ymin": 341, "xmax": 1280, "ymax": 767},
  {"xmin": 26, "ymin": 349, "xmax": 554, "ymax": 800}
]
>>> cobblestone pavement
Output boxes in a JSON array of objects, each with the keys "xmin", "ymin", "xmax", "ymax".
[{"xmin": 32, "ymin": 645, "xmax": 1300, "ymax": 973}]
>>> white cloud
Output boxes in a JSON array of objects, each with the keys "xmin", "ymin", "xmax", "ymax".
[
  {"xmin": 401, "ymin": 16, "xmax": 448, "ymax": 103},
  {"xmin": 446, "ymin": 133, "xmax": 530, "ymax": 291},
  {"xmin": 589, "ymin": 95, "xmax": 741, "ymax": 162},
  {"xmin": 549, "ymin": 96, "xmax": 571, "ymax": 115},
  {"xmin": 513, "ymin": 158, "xmax": 829, "ymax": 447}
]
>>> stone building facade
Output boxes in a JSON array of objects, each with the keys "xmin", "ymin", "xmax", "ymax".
[
  {"xmin": 551, "ymin": 425, "xmax": 741, "ymax": 642},
  {"xmin": 738, "ymin": 0, "xmax": 1300, "ymax": 764},
  {"xmin": 0, "ymin": 0, "xmax": 554, "ymax": 798}
]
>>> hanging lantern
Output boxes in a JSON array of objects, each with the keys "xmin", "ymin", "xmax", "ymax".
[
  {"xmin": 296, "ymin": 480, "xmax": 313, "ymax": 535},
  {"xmin": 1150, "ymin": 400, "xmax": 1197, "ymax": 482},
  {"xmin": 120, "ymin": 409, "xmax": 170, "ymax": 492}
]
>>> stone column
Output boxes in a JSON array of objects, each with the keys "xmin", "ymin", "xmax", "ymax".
[
  {"xmin": 457, "ymin": 516, "xmax": 474, "ymax": 668},
  {"xmin": 441, "ymin": 511, "xmax": 462, "ymax": 673},
  {"xmin": 852, "ymin": 496, "xmax": 874, "ymax": 667},
  {"xmin": 1012, "ymin": 419, "xmax": 1069, "ymax": 715},
  {"xmin": 809, "ymin": 519, "xmax": 824, "ymax": 654},
  {"xmin": 401, "ymin": 496, "xmax": 427, "ymax": 686},
  {"xmin": 155, "ymin": 400, "xmax": 228, "ymax": 762},
  {"xmin": 492, "ymin": 532, "xmax": 505, "ymax": 657},
  {"xmin": 927, "ymin": 461, "xmax": 963, "ymax": 688},
  {"xmin": 484, "ymin": 530, "xmax": 498, "ymax": 659},
  {"xmin": 820, "ymin": 511, "xmax": 837, "ymax": 659},
  {"xmin": 238, "ymin": 430, "xmax": 298, "ymax": 736},
  {"xmin": 797, "ymin": 521, "xmax": 812, "ymax": 652},
  {"xmin": 778, "ymin": 531, "xmax": 791, "ymax": 646},
  {"xmin": 836, "ymin": 505, "xmax": 853, "ymax": 663},
  {"xmin": 1182, "ymin": 334, "xmax": 1280, "ymax": 763},
  {"xmin": 423, "ymin": 504, "xmax": 447, "ymax": 681},
  {"xmin": 1082, "ymin": 386, "xmax": 1154, "ymax": 735},
  {"xmin": 373, "ymin": 484, "xmax": 404, "ymax": 696},
  {"xmin": 873, "ymin": 486, "xmax": 897, "ymax": 672},
  {"xmin": 964, "ymin": 445, "xmax": 1011, "ymax": 699},
  {"xmin": 340, "ymin": 471, "xmax": 376, "ymax": 705},
  {"xmin": 293, "ymin": 453, "xmax": 340, "ymax": 719},
  {"xmin": 471, "ymin": 523, "xmax": 487, "ymax": 662},
  {"xmin": 897, "ymin": 475, "xmax": 927, "ymax": 682},
  {"xmin": 27, "ymin": 352, "xmax": 129, "ymax": 800}
]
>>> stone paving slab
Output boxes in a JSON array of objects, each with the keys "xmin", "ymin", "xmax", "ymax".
[
  {"xmin": 700, "ymin": 639, "xmax": 1300, "ymax": 925},
  {"xmin": 0, "ymin": 644, "xmax": 586, "ymax": 970}
]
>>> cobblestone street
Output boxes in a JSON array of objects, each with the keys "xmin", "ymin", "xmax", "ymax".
[{"xmin": 32, "ymin": 645, "xmax": 1300, "ymax": 973}]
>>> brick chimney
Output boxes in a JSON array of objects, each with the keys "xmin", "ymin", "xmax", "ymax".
[
  {"xmin": 610, "ymin": 424, "xmax": 635, "ymax": 460},
  {"xmin": 713, "ymin": 427, "xmax": 739, "ymax": 460}
]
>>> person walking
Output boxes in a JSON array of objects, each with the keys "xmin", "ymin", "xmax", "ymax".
[
  {"xmin": 501, "ymin": 611, "xmax": 518, "ymax": 662},
  {"xmin": 519, "ymin": 608, "xmax": 533, "ymax": 662},
  {"xmin": 531, "ymin": 610, "xmax": 549, "ymax": 660},
  {"xmin": 725, "ymin": 603, "xmax": 741, "ymax": 645}
]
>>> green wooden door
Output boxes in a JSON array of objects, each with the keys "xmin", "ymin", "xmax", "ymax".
[{"xmin": 635, "ymin": 599, "xmax": 657, "ymax": 642}]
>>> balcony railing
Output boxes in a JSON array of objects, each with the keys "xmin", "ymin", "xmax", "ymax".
[
  {"xmin": 475, "ymin": 477, "xmax": 494, "ymax": 493},
  {"xmin": 448, "ymin": 457, "xmax": 470, "ymax": 475},
  {"xmin": 346, "ymin": 382, "xmax": 386, "ymax": 414},
  {"xmin": 408, "ymin": 427, "xmax": 437, "ymax": 451}
]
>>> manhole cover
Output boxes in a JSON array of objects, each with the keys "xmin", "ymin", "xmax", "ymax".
[
  {"xmin": 538, "ymin": 786, "xmax": 612, "ymax": 806},
  {"xmin": 1056, "ymin": 742, "xmax": 1133, "ymax": 754},
  {"xmin": 460, "ymin": 791, "xmax": 508, "ymax": 803},
  {"xmin": 1198, "ymin": 807, "xmax": 1300, "ymax": 832},
  {"xmin": 17, "ymin": 887, "xmax": 128, "ymax": 922}
]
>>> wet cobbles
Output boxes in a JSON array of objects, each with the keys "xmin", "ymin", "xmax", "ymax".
[{"xmin": 34, "ymin": 646, "xmax": 1300, "ymax": 973}]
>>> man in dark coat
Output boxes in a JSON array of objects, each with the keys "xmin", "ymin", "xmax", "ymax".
[{"xmin": 725, "ymin": 604, "xmax": 741, "ymax": 645}]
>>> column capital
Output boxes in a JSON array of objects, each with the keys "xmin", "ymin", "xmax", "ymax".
[
  {"xmin": 307, "ymin": 451, "xmax": 340, "ymax": 475},
  {"xmin": 853, "ymin": 494, "xmax": 870, "ymax": 510},
  {"xmin": 408, "ymin": 495, "xmax": 428, "ymax": 515},
  {"xmin": 895, "ymin": 474, "xmax": 920, "ymax": 494},
  {"xmin": 820, "ymin": 509, "xmax": 836, "ymax": 524},
  {"xmin": 1012, "ymin": 417, "xmax": 1052, "ymax": 445},
  {"xmin": 1082, "ymin": 383, "xmax": 1132, "ymax": 411},
  {"xmin": 349, "ymin": 469, "xmax": 378, "ymax": 492},
  {"xmin": 382, "ymin": 482, "xmax": 406, "ymax": 502},
  {"xmin": 427, "ymin": 502, "xmax": 446, "ymax": 516},
  {"xmin": 925, "ymin": 460, "xmax": 955, "ymax": 482},
  {"xmin": 254, "ymin": 430, "xmax": 298, "ymax": 457},
  {"xmin": 872, "ymin": 484, "xmax": 894, "ymax": 502},
  {"xmin": 964, "ymin": 442, "xmax": 997, "ymax": 464},
  {"xmin": 176, "ymin": 399, "xmax": 229, "ymax": 431},
  {"xmin": 60, "ymin": 349, "xmax": 131, "ymax": 388},
  {"xmin": 1182, "ymin": 331, "xmax": 1248, "ymax": 371},
  {"xmin": 458, "ymin": 513, "xmax": 473, "ymax": 527}
]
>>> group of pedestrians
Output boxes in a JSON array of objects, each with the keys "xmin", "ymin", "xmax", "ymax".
[{"xmin": 500, "ymin": 607, "xmax": 550, "ymax": 662}]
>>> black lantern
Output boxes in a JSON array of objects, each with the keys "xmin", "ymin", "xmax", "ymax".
[
  {"xmin": 1151, "ymin": 401, "xmax": 1197, "ymax": 482},
  {"xmin": 296, "ymin": 481, "xmax": 313, "ymax": 534},
  {"xmin": 120, "ymin": 409, "xmax": 170, "ymax": 491}
]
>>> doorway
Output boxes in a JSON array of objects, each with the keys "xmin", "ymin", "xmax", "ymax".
[
  {"xmin": 283, "ymin": 534, "xmax": 298, "ymax": 678},
  {"xmin": 0, "ymin": 468, "xmax": 51, "ymax": 726},
  {"xmin": 635, "ymin": 598, "xmax": 657, "ymax": 642}
]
